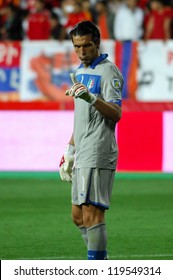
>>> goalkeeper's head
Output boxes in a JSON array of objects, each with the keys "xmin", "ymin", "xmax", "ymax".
[{"xmin": 69, "ymin": 21, "xmax": 101, "ymax": 48}]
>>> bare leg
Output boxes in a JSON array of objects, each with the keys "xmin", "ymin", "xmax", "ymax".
[{"xmin": 72, "ymin": 204, "xmax": 88, "ymax": 246}]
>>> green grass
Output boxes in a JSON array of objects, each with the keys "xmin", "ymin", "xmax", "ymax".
[{"xmin": 0, "ymin": 172, "xmax": 173, "ymax": 260}]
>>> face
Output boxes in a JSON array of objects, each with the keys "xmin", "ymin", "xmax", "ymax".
[
  {"xmin": 150, "ymin": 1, "xmax": 161, "ymax": 11},
  {"xmin": 72, "ymin": 34, "xmax": 99, "ymax": 67},
  {"xmin": 35, "ymin": 0, "xmax": 44, "ymax": 12},
  {"xmin": 95, "ymin": 3, "xmax": 105, "ymax": 13},
  {"xmin": 125, "ymin": 0, "xmax": 137, "ymax": 9}
]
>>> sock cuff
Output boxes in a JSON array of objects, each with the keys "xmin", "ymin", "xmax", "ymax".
[
  {"xmin": 78, "ymin": 225, "xmax": 86, "ymax": 230},
  {"xmin": 78, "ymin": 225, "xmax": 86, "ymax": 234},
  {"xmin": 87, "ymin": 223, "xmax": 105, "ymax": 232},
  {"xmin": 88, "ymin": 250, "xmax": 107, "ymax": 260}
]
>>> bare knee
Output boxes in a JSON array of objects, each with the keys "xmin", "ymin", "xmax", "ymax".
[
  {"xmin": 72, "ymin": 204, "xmax": 83, "ymax": 227},
  {"xmin": 72, "ymin": 213, "xmax": 83, "ymax": 226},
  {"xmin": 82, "ymin": 204, "xmax": 105, "ymax": 228}
]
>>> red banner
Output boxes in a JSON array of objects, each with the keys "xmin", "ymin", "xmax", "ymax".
[
  {"xmin": 117, "ymin": 112, "xmax": 163, "ymax": 171},
  {"xmin": 0, "ymin": 41, "xmax": 21, "ymax": 67}
]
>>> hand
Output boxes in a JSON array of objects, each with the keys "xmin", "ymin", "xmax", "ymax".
[
  {"xmin": 59, "ymin": 144, "xmax": 75, "ymax": 182},
  {"xmin": 66, "ymin": 82, "xmax": 97, "ymax": 105},
  {"xmin": 59, "ymin": 155, "xmax": 73, "ymax": 182}
]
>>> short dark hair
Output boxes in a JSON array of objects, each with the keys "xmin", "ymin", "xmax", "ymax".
[
  {"xmin": 96, "ymin": 0, "xmax": 107, "ymax": 6},
  {"xmin": 69, "ymin": 21, "xmax": 100, "ymax": 46}
]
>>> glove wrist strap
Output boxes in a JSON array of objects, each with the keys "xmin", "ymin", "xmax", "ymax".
[
  {"xmin": 65, "ymin": 144, "xmax": 75, "ymax": 154},
  {"xmin": 90, "ymin": 94, "xmax": 97, "ymax": 105}
]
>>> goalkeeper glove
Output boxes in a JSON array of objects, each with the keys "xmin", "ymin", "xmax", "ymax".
[
  {"xmin": 59, "ymin": 144, "xmax": 75, "ymax": 182},
  {"xmin": 66, "ymin": 82, "xmax": 97, "ymax": 105}
]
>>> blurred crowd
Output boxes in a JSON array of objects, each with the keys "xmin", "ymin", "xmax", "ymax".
[{"xmin": 0, "ymin": 0, "xmax": 173, "ymax": 41}]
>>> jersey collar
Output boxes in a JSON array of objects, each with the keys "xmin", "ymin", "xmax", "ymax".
[{"xmin": 78, "ymin": 53, "xmax": 108, "ymax": 69}]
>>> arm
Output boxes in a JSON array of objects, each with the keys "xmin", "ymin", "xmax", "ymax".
[
  {"xmin": 68, "ymin": 133, "xmax": 75, "ymax": 147},
  {"xmin": 144, "ymin": 16, "xmax": 154, "ymax": 40},
  {"xmin": 59, "ymin": 134, "xmax": 75, "ymax": 182},
  {"xmin": 94, "ymin": 98, "xmax": 122, "ymax": 123},
  {"xmin": 164, "ymin": 17, "xmax": 171, "ymax": 40}
]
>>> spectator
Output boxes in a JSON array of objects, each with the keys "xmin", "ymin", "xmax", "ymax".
[
  {"xmin": 108, "ymin": 0, "xmax": 124, "ymax": 14},
  {"xmin": 20, "ymin": 0, "xmax": 36, "ymax": 12},
  {"xmin": 95, "ymin": 0, "xmax": 115, "ymax": 39},
  {"xmin": 44, "ymin": 0, "xmax": 60, "ymax": 10},
  {"xmin": 0, "ymin": 0, "xmax": 20, "ymax": 8},
  {"xmin": 0, "ymin": 4, "xmax": 23, "ymax": 40},
  {"xmin": 26, "ymin": 0, "xmax": 50, "ymax": 40},
  {"xmin": 113, "ymin": 0, "xmax": 144, "ymax": 40},
  {"xmin": 144, "ymin": 0, "xmax": 172, "ymax": 40},
  {"xmin": 20, "ymin": 0, "xmax": 60, "ymax": 12},
  {"xmin": 50, "ymin": 12, "xmax": 68, "ymax": 40},
  {"xmin": 81, "ymin": 0, "xmax": 97, "ymax": 22},
  {"xmin": 137, "ymin": 0, "xmax": 150, "ymax": 10},
  {"xmin": 63, "ymin": 0, "xmax": 89, "ymax": 34}
]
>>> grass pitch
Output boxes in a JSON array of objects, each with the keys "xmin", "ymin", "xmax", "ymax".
[{"xmin": 0, "ymin": 172, "xmax": 173, "ymax": 260}]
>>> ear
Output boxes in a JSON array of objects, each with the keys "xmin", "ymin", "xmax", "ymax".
[{"xmin": 97, "ymin": 43, "xmax": 100, "ymax": 50}]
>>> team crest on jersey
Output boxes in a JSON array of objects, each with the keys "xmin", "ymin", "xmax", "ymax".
[
  {"xmin": 113, "ymin": 79, "xmax": 121, "ymax": 89},
  {"xmin": 87, "ymin": 78, "xmax": 95, "ymax": 89}
]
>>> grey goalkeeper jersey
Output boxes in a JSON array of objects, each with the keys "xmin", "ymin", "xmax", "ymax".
[{"xmin": 73, "ymin": 54, "xmax": 123, "ymax": 170}]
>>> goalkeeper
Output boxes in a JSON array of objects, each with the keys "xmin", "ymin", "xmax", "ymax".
[{"xmin": 59, "ymin": 20, "xmax": 123, "ymax": 260}]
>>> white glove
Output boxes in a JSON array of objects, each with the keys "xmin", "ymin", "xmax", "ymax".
[
  {"xmin": 66, "ymin": 82, "xmax": 97, "ymax": 105},
  {"xmin": 59, "ymin": 144, "xmax": 75, "ymax": 182}
]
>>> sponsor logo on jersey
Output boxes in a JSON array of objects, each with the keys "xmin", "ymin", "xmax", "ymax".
[{"xmin": 87, "ymin": 78, "xmax": 95, "ymax": 89}]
